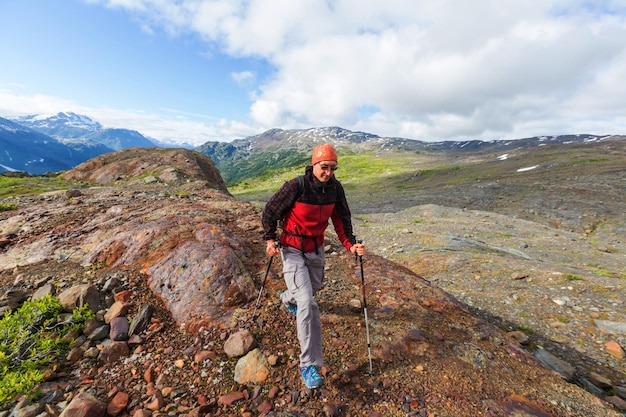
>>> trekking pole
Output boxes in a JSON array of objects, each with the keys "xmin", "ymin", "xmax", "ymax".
[
  {"xmin": 356, "ymin": 239, "xmax": 373, "ymax": 374},
  {"xmin": 252, "ymin": 241, "xmax": 279, "ymax": 320}
]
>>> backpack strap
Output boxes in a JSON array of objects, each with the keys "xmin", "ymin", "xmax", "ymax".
[{"xmin": 297, "ymin": 175, "xmax": 304, "ymax": 199}]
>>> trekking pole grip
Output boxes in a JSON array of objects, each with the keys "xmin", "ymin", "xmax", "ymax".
[{"xmin": 356, "ymin": 239, "xmax": 363, "ymax": 260}]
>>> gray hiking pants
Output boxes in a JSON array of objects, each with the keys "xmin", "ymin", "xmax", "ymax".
[{"xmin": 280, "ymin": 245, "xmax": 325, "ymax": 368}]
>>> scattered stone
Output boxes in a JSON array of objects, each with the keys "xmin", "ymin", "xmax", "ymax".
[
  {"xmin": 224, "ymin": 329, "xmax": 258, "ymax": 358},
  {"xmin": 128, "ymin": 304, "xmax": 154, "ymax": 336},
  {"xmin": 579, "ymin": 378, "xmax": 606, "ymax": 396},
  {"xmin": 549, "ymin": 334, "xmax": 569, "ymax": 344},
  {"xmin": 9, "ymin": 399, "xmax": 42, "ymax": 417},
  {"xmin": 594, "ymin": 320, "xmax": 626, "ymax": 335},
  {"xmin": 511, "ymin": 271, "xmax": 529, "ymax": 280},
  {"xmin": 194, "ymin": 350, "xmax": 216, "ymax": 363},
  {"xmin": 268, "ymin": 386, "xmax": 279, "ymax": 398},
  {"xmin": 217, "ymin": 392, "xmax": 245, "ymax": 406},
  {"xmin": 257, "ymin": 399, "xmax": 272, "ymax": 413},
  {"xmin": 84, "ymin": 346, "xmax": 99, "ymax": 358},
  {"xmin": 551, "ymin": 296, "xmax": 571, "ymax": 306},
  {"xmin": 604, "ymin": 396, "xmax": 626, "ymax": 411},
  {"xmin": 324, "ymin": 403, "xmax": 342, "ymax": 416},
  {"xmin": 1, "ymin": 289, "xmax": 29, "ymax": 311},
  {"xmin": 87, "ymin": 324, "xmax": 110, "ymax": 341},
  {"xmin": 66, "ymin": 346, "xmax": 85, "ymax": 362},
  {"xmin": 109, "ymin": 316, "xmax": 129, "ymax": 341},
  {"xmin": 588, "ymin": 372, "xmax": 612, "ymax": 389},
  {"xmin": 533, "ymin": 349, "xmax": 576, "ymax": 382},
  {"xmin": 113, "ymin": 289, "xmax": 132, "ymax": 302},
  {"xmin": 106, "ymin": 391, "xmax": 129, "ymax": 416},
  {"xmin": 98, "ymin": 341, "xmax": 130, "ymax": 363},
  {"xmin": 349, "ymin": 299, "xmax": 362, "ymax": 311},
  {"xmin": 57, "ymin": 284, "xmax": 102, "ymax": 314},
  {"xmin": 103, "ymin": 276, "xmax": 122, "ymax": 293},
  {"xmin": 31, "ymin": 283, "xmax": 55, "ymax": 300},
  {"xmin": 144, "ymin": 367, "xmax": 155, "ymax": 383},
  {"xmin": 65, "ymin": 189, "xmax": 83, "ymax": 199},
  {"xmin": 104, "ymin": 300, "xmax": 131, "ymax": 323},
  {"xmin": 234, "ymin": 348, "xmax": 270, "ymax": 384},
  {"xmin": 59, "ymin": 393, "xmax": 106, "ymax": 417},
  {"xmin": 507, "ymin": 330, "xmax": 529, "ymax": 345},
  {"xmin": 604, "ymin": 341, "xmax": 625, "ymax": 360},
  {"xmin": 146, "ymin": 392, "xmax": 165, "ymax": 411}
]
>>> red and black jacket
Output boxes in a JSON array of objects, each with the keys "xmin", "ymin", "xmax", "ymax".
[{"xmin": 262, "ymin": 165, "xmax": 356, "ymax": 253}]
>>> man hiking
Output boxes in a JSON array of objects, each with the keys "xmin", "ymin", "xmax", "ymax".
[{"xmin": 261, "ymin": 143, "xmax": 365, "ymax": 389}]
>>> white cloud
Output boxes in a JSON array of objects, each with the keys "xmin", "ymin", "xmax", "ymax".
[
  {"xmin": 185, "ymin": 0, "xmax": 626, "ymax": 140},
  {"xmin": 9, "ymin": 0, "xmax": 626, "ymax": 142},
  {"xmin": 0, "ymin": 90, "xmax": 79, "ymax": 117},
  {"xmin": 0, "ymin": 90, "xmax": 258, "ymax": 146},
  {"xmin": 231, "ymin": 71, "xmax": 255, "ymax": 86}
]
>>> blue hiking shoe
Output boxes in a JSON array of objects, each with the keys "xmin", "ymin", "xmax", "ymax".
[
  {"xmin": 280, "ymin": 291, "xmax": 298, "ymax": 316},
  {"xmin": 300, "ymin": 365, "xmax": 324, "ymax": 389}
]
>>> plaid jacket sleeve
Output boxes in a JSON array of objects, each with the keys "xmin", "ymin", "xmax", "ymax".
[{"xmin": 261, "ymin": 177, "xmax": 300, "ymax": 241}]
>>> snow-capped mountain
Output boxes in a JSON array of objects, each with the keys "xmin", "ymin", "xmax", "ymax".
[
  {"xmin": 0, "ymin": 116, "xmax": 112, "ymax": 174},
  {"xmin": 13, "ymin": 112, "xmax": 103, "ymax": 138},
  {"xmin": 1, "ymin": 112, "xmax": 156, "ymax": 174},
  {"xmin": 11, "ymin": 112, "xmax": 156, "ymax": 151}
]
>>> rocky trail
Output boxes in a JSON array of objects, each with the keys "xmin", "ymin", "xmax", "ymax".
[
  {"xmin": 0, "ymin": 183, "xmax": 621, "ymax": 417},
  {"xmin": 0, "ymin": 144, "xmax": 625, "ymax": 416}
]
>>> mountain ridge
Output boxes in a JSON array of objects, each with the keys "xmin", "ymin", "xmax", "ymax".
[
  {"xmin": 11, "ymin": 112, "xmax": 157, "ymax": 151},
  {"xmin": 3, "ymin": 111, "xmax": 622, "ymax": 181},
  {"xmin": 0, "ymin": 116, "xmax": 112, "ymax": 174},
  {"xmin": 1, "ymin": 113, "xmax": 158, "ymax": 174},
  {"xmin": 195, "ymin": 126, "xmax": 620, "ymax": 183}
]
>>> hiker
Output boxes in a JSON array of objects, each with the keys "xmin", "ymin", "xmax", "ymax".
[{"xmin": 261, "ymin": 143, "xmax": 365, "ymax": 389}]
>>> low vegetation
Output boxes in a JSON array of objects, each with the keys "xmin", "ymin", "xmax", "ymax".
[
  {"xmin": 0, "ymin": 202, "xmax": 18, "ymax": 212},
  {"xmin": 0, "ymin": 295, "xmax": 94, "ymax": 407},
  {"xmin": 228, "ymin": 150, "xmax": 430, "ymax": 201},
  {"xmin": 215, "ymin": 149, "xmax": 310, "ymax": 183},
  {"xmin": 228, "ymin": 140, "xmax": 624, "ymax": 211},
  {"xmin": 0, "ymin": 175, "xmax": 76, "ymax": 198}
]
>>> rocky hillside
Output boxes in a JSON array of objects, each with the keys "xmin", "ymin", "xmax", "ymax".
[
  {"xmin": 61, "ymin": 147, "xmax": 229, "ymax": 194},
  {"xmin": 0, "ymin": 147, "xmax": 624, "ymax": 416}
]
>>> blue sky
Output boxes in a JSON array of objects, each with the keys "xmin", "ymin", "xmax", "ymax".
[{"xmin": 1, "ymin": 0, "xmax": 626, "ymax": 146}]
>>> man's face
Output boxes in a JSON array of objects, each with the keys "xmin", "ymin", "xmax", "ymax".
[{"xmin": 313, "ymin": 160, "xmax": 338, "ymax": 183}]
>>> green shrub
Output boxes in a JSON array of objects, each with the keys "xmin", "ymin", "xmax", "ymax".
[
  {"xmin": 0, "ymin": 175, "xmax": 78, "ymax": 198},
  {"xmin": 0, "ymin": 203, "xmax": 18, "ymax": 212},
  {"xmin": 0, "ymin": 295, "xmax": 94, "ymax": 406},
  {"xmin": 565, "ymin": 273, "xmax": 584, "ymax": 281}
]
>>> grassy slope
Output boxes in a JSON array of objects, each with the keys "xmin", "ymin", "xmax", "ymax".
[
  {"xmin": 228, "ymin": 141, "xmax": 625, "ymax": 218},
  {"xmin": 228, "ymin": 150, "xmax": 435, "ymax": 202},
  {"xmin": 0, "ymin": 175, "xmax": 77, "ymax": 198}
]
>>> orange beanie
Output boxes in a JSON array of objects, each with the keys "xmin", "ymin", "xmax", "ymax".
[{"xmin": 311, "ymin": 143, "xmax": 338, "ymax": 165}]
